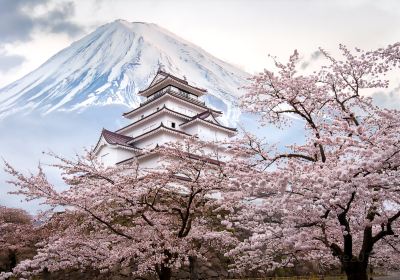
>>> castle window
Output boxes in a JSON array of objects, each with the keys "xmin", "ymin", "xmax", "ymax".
[
  {"xmin": 141, "ymin": 114, "xmax": 144, "ymax": 119},
  {"xmin": 171, "ymin": 122, "xmax": 176, "ymax": 128}
]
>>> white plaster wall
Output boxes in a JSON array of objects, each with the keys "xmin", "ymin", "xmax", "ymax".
[
  {"xmin": 134, "ymin": 131, "xmax": 184, "ymax": 150},
  {"xmin": 127, "ymin": 99, "xmax": 165, "ymax": 121},
  {"xmin": 160, "ymin": 114, "xmax": 185, "ymax": 130},
  {"xmin": 138, "ymin": 154, "xmax": 162, "ymax": 171},
  {"xmin": 122, "ymin": 112, "xmax": 187, "ymax": 138},
  {"xmin": 183, "ymin": 122, "xmax": 232, "ymax": 142},
  {"xmin": 161, "ymin": 133, "xmax": 183, "ymax": 145},
  {"xmin": 136, "ymin": 143, "xmax": 231, "ymax": 173},
  {"xmin": 182, "ymin": 125, "xmax": 199, "ymax": 136},
  {"xmin": 97, "ymin": 145, "xmax": 136, "ymax": 167},
  {"xmin": 115, "ymin": 148, "xmax": 135, "ymax": 164},
  {"xmin": 165, "ymin": 98, "xmax": 203, "ymax": 117},
  {"xmin": 99, "ymin": 90, "xmax": 235, "ymax": 169},
  {"xmin": 97, "ymin": 145, "xmax": 117, "ymax": 167},
  {"xmin": 126, "ymin": 94, "xmax": 205, "ymax": 121},
  {"xmin": 135, "ymin": 135, "xmax": 158, "ymax": 149}
]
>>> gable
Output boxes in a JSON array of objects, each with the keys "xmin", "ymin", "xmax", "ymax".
[
  {"xmin": 93, "ymin": 135, "xmax": 108, "ymax": 155},
  {"xmin": 203, "ymin": 114, "xmax": 220, "ymax": 124},
  {"xmin": 149, "ymin": 72, "xmax": 168, "ymax": 86}
]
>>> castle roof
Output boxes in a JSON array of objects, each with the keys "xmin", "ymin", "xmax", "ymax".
[
  {"xmin": 128, "ymin": 122, "xmax": 193, "ymax": 143},
  {"xmin": 95, "ymin": 71, "xmax": 236, "ymax": 166},
  {"xmin": 138, "ymin": 70, "xmax": 206, "ymax": 98},
  {"xmin": 191, "ymin": 110, "xmax": 220, "ymax": 122},
  {"xmin": 117, "ymin": 105, "xmax": 191, "ymax": 134},
  {"xmin": 180, "ymin": 110, "xmax": 237, "ymax": 133},
  {"xmin": 122, "ymin": 90, "xmax": 222, "ymax": 118},
  {"xmin": 117, "ymin": 146, "xmax": 221, "ymax": 166},
  {"xmin": 94, "ymin": 129, "xmax": 141, "ymax": 153}
]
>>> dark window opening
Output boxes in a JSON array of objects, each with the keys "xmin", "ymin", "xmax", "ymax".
[
  {"xmin": 141, "ymin": 114, "xmax": 144, "ymax": 119},
  {"xmin": 171, "ymin": 122, "xmax": 176, "ymax": 128}
]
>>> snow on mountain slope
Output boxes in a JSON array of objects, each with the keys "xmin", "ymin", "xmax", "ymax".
[{"xmin": 0, "ymin": 20, "xmax": 250, "ymax": 124}]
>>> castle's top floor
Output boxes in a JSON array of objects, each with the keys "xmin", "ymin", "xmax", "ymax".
[
  {"xmin": 138, "ymin": 70, "xmax": 206, "ymax": 98},
  {"xmin": 123, "ymin": 70, "xmax": 215, "ymax": 120}
]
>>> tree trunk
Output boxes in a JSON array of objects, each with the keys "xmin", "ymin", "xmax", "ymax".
[
  {"xmin": 157, "ymin": 265, "xmax": 172, "ymax": 280},
  {"xmin": 42, "ymin": 267, "xmax": 51, "ymax": 280},
  {"xmin": 6, "ymin": 249, "xmax": 17, "ymax": 272},
  {"xmin": 344, "ymin": 262, "xmax": 368, "ymax": 280},
  {"xmin": 346, "ymin": 271, "xmax": 368, "ymax": 280},
  {"xmin": 189, "ymin": 256, "xmax": 199, "ymax": 280}
]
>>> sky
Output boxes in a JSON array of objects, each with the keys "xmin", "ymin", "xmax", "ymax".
[
  {"xmin": 1, "ymin": 0, "xmax": 400, "ymax": 212},
  {"xmin": 1, "ymin": 0, "xmax": 400, "ymax": 88}
]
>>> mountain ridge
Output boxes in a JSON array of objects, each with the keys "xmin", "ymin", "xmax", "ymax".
[{"xmin": 0, "ymin": 20, "xmax": 250, "ymax": 124}]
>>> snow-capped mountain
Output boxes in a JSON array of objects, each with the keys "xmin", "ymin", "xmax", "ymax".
[{"xmin": 0, "ymin": 20, "xmax": 249, "ymax": 123}]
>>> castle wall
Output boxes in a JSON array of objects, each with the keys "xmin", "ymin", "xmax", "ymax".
[
  {"xmin": 182, "ymin": 122, "xmax": 232, "ymax": 142},
  {"xmin": 97, "ymin": 145, "xmax": 136, "ymax": 167},
  {"xmin": 126, "ymin": 94, "xmax": 205, "ymax": 121},
  {"xmin": 95, "ymin": 76, "xmax": 236, "ymax": 169},
  {"xmin": 97, "ymin": 145, "xmax": 117, "ymax": 167},
  {"xmin": 137, "ymin": 153, "xmax": 162, "ymax": 170},
  {"xmin": 134, "ymin": 131, "xmax": 185, "ymax": 150}
]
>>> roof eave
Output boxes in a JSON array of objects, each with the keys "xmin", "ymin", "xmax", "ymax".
[
  {"xmin": 128, "ymin": 124, "xmax": 192, "ymax": 144},
  {"xmin": 138, "ymin": 77, "xmax": 206, "ymax": 98},
  {"xmin": 117, "ymin": 106, "xmax": 191, "ymax": 133},
  {"xmin": 123, "ymin": 92, "xmax": 218, "ymax": 119},
  {"xmin": 180, "ymin": 119, "xmax": 237, "ymax": 134}
]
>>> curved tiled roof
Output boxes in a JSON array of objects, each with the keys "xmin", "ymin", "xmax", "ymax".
[
  {"xmin": 191, "ymin": 110, "xmax": 218, "ymax": 121},
  {"xmin": 120, "ymin": 145, "xmax": 221, "ymax": 166},
  {"xmin": 128, "ymin": 122, "xmax": 193, "ymax": 143},
  {"xmin": 94, "ymin": 129, "xmax": 141, "ymax": 152},
  {"xmin": 152, "ymin": 70, "xmax": 191, "ymax": 86},
  {"xmin": 102, "ymin": 129, "xmax": 134, "ymax": 145},
  {"xmin": 116, "ymin": 105, "xmax": 191, "ymax": 133},
  {"xmin": 180, "ymin": 110, "xmax": 237, "ymax": 133},
  {"xmin": 122, "ymin": 91, "xmax": 222, "ymax": 118},
  {"xmin": 138, "ymin": 71, "xmax": 207, "ymax": 97}
]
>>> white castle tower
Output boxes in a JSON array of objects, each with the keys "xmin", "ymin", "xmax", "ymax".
[{"xmin": 93, "ymin": 70, "xmax": 237, "ymax": 168}]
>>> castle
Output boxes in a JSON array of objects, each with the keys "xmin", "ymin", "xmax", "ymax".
[{"xmin": 93, "ymin": 71, "xmax": 237, "ymax": 168}]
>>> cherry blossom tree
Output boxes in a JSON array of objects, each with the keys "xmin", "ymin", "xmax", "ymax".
[
  {"xmin": 3, "ymin": 139, "xmax": 237, "ymax": 280},
  {"xmin": 0, "ymin": 206, "xmax": 40, "ymax": 275},
  {"xmin": 227, "ymin": 45, "xmax": 400, "ymax": 280}
]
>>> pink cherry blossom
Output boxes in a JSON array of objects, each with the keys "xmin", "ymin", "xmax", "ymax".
[
  {"xmin": 227, "ymin": 44, "xmax": 400, "ymax": 280},
  {"xmin": 3, "ymin": 139, "xmax": 238, "ymax": 280}
]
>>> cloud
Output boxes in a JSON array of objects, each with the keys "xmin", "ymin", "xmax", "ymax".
[
  {"xmin": 372, "ymin": 85, "xmax": 400, "ymax": 109},
  {"xmin": 0, "ymin": 49, "xmax": 26, "ymax": 73},
  {"xmin": 0, "ymin": 0, "xmax": 82, "ymax": 74},
  {"xmin": 301, "ymin": 50, "xmax": 322, "ymax": 70},
  {"xmin": 36, "ymin": 1, "xmax": 82, "ymax": 37},
  {"xmin": 0, "ymin": 0, "xmax": 82, "ymax": 44}
]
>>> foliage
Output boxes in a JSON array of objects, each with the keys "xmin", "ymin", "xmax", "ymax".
[
  {"xmin": 2, "ymin": 139, "xmax": 238, "ymax": 280},
  {"xmin": 227, "ymin": 44, "xmax": 400, "ymax": 280},
  {"xmin": 0, "ymin": 206, "xmax": 40, "ymax": 277}
]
